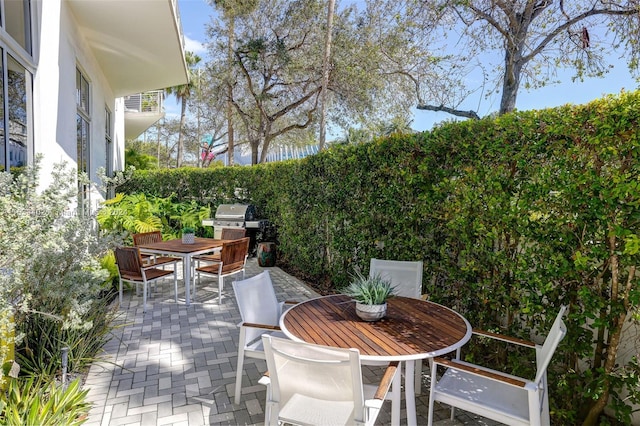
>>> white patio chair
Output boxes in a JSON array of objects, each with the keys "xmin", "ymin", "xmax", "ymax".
[
  {"xmin": 427, "ymin": 305, "xmax": 567, "ymax": 426},
  {"xmin": 195, "ymin": 237, "xmax": 249, "ymax": 303},
  {"xmin": 114, "ymin": 246, "xmax": 179, "ymax": 313},
  {"xmin": 231, "ymin": 270, "xmax": 297, "ymax": 405},
  {"xmin": 369, "ymin": 258, "xmax": 425, "ymax": 394},
  {"xmin": 259, "ymin": 334, "xmax": 399, "ymax": 426}
]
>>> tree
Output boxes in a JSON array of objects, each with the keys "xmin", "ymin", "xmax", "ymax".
[
  {"xmin": 222, "ymin": 0, "xmax": 326, "ymax": 164},
  {"xmin": 124, "ymin": 147, "xmax": 157, "ymax": 170},
  {"xmin": 210, "ymin": 0, "xmax": 258, "ymax": 166},
  {"xmin": 205, "ymin": 0, "xmax": 428, "ymax": 161},
  {"xmin": 189, "ymin": 66, "xmax": 228, "ymax": 167},
  {"xmin": 326, "ymin": 0, "xmax": 441, "ymax": 128},
  {"xmin": 318, "ymin": 0, "xmax": 335, "ymax": 151},
  {"xmin": 416, "ymin": 0, "xmax": 640, "ymax": 118},
  {"xmin": 166, "ymin": 51, "xmax": 202, "ymax": 167}
]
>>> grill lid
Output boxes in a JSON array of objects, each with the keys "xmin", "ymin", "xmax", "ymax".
[{"xmin": 214, "ymin": 204, "xmax": 256, "ymax": 221}]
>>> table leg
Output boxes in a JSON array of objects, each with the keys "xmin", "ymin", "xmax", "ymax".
[
  {"xmin": 184, "ymin": 254, "xmax": 191, "ymax": 306},
  {"xmin": 391, "ymin": 362, "xmax": 402, "ymax": 426},
  {"xmin": 405, "ymin": 360, "xmax": 417, "ymax": 426}
]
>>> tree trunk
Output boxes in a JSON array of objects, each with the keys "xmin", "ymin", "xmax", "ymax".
[
  {"xmin": 318, "ymin": 0, "xmax": 335, "ymax": 151},
  {"xmin": 156, "ymin": 121, "xmax": 161, "ymax": 168},
  {"xmin": 499, "ymin": 50, "xmax": 522, "ymax": 115},
  {"xmin": 176, "ymin": 97, "xmax": 187, "ymax": 167},
  {"xmin": 582, "ymin": 235, "xmax": 632, "ymax": 425},
  {"xmin": 227, "ymin": 19, "xmax": 235, "ymax": 166},
  {"xmin": 582, "ymin": 309, "xmax": 626, "ymax": 425},
  {"xmin": 251, "ymin": 139, "xmax": 259, "ymax": 165}
]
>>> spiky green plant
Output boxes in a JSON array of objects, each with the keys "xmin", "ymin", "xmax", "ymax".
[
  {"xmin": 343, "ymin": 271, "xmax": 394, "ymax": 305},
  {"xmin": 0, "ymin": 376, "xmax": 90, "ymax": 425}
]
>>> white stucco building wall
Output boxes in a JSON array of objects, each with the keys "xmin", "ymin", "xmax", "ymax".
[{"xmin": 4, "ymin": 0, "xmax": 187, "ymax": 210}]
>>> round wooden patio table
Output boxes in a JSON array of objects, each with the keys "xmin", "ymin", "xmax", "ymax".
[{"xmin": 280, "ymin": 294, "xmax": 472, "ymax": 426}]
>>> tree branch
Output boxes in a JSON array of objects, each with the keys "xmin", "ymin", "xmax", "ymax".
[
  {"xmin": 416, "ymin": 103, "xmax": 480, "ymax": 120},
  {"xmin": 522, "ymin": 7, "xmax": 638, "ymax": 64}
]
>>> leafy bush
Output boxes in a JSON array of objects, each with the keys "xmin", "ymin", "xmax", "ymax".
[
  {"xmin": 0, "ymin": 158, "xmax": 119, "ymax": 383},
  {"xmin": 118, "ymin": 91, "xmax": 640, "ymax": 423},
  {"xmin": 16, "ymin": 296, "xmax": 119, "ymax": 378},
  {"xmin": 96, "ymin": 192, "xmax": 211, "ymax": 240},
  {"xmin": 0, "ymin": 376, "xmax": 90, "ymax": 425},
  {"xmin": 98, "ymin": 251, "xmax": 119, "ymax": 294}
]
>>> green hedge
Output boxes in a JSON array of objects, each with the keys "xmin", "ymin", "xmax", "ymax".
[{"xmin": 119, "ymin": 91, "xmax": 640, "ymax": 424}]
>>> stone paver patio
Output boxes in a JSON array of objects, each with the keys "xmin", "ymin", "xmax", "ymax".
[{"xmin": 83, "ymin": 258, "xmax": 498, "ymax": 426}]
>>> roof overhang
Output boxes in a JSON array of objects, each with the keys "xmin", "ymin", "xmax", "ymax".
[{"xmin": 68, "ymin": 0, "xmax": 189, "ymax": 97}]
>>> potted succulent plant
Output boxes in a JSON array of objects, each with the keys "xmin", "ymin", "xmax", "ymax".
[
  {"xmin": 343, "ymin": 270, "xmax": 395, "ymax": 321},
  {"xmin": 181, "ymin": 226, "xmax": 196, "ymax": 244}
]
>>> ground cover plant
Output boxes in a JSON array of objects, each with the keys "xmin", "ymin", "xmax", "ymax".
[
  {"xmin": 119, "ymin": 91, "xmax": 640, "ymax": 424},
  {"xmin": 0, "ymin": 159, "xmax": 119, "ymax": 423}
]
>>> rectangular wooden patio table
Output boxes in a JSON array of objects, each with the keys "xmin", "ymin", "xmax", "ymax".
[
  {"xmin": 280, "ymin": 294, "xmax": 472, "ymax": 426},
  {"xmin": 137, "ymin": 237, "xmax": 225, "ymax": 306}
]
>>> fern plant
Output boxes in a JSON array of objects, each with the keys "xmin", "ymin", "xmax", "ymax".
[{"xmin": 96, "ymin": 192, "xmax": 162, "ymax": 237}]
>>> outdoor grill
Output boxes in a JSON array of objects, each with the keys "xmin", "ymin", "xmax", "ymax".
[{"xmin": 202, "ymin": 204, "xmax": 269, "ymax": 254}]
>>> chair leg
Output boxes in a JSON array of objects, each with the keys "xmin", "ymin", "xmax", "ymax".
[
  {"xmin": 119, "ymin": 278, "xmax": 123, "ymax": 306},
  {"xmin": 234, "ymin": 330, "xmax": 246, "ymax": 405},
  {"xmin": 142, "ymin": 279, "xmax": 148, "ymax": 312},
  {"xmin": 173, "ymin": 270, "xmax": 178, "ymax": 302},
  {"xmin": 267, "ymin": 401, "xmax": 279, "ymax": 426},
  {"xmin": 415, "ymin": 359, "xmax": 422, "ymax": 395},
  {"xmin": 218, "ymin": 275, "xmax": 223, "ymax": 304},
  {"xmin": 427, "ymin": 360, "xmax": 437, "ymax": 426},
  {"xmin": 405, "ymin": 360, "xmax": 417, "ymax": 426},
  {"xmin": 192, "ymin": 267, "xmax": 197, "ymax": 299},
  {"xmin": 390, "ymin": 363, "xmax": 402, "ymax": 426},
  {"xmin": 196, "ymin": 259, "xmax": 201, "ymax": 288},
  {"xmin": 263, "ymin": 390, "xmax": 272, "ymax": 425}
]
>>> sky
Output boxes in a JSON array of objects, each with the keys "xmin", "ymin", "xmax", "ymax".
[{"xmin": 169, "ymin": 0, "xmax": 640, "ymax": 134}]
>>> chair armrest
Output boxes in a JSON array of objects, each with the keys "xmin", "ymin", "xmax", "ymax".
[
  {"xmin": 258, "ymin": 374, "xmax": 270, "ymax": 386},
  {"xmin": 433, "ymin": 357, "xmax": 530, "ymax": 389},
  {"xmin": 373, "ymin": 361, "xmax": 399, "ymax": 401},
  {"xmin": 472, "ymin": 329, "xmax": 536, "ymax": 348},
  {"xmin": 241, "ymin": 322, "xmax": 281, "ymax": 332}
]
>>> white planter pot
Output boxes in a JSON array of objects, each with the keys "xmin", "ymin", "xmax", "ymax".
[
  {"xmin": 182, "ymin": 233, "xmax": 195, "ymax": 244},
  {"xmin": 355, "ymin": 302, "xmax": 387, "ymax": 322}
]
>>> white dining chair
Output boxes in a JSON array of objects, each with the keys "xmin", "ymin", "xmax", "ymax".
[
  {"xmin": 427, "ymin": 306, "xmax": 567, "ymax": 426},
  {"xmin": 369, "ymin": 258, "xmax": 425, "ymax": 394},
  {"xmin": 369, "ymin": 258, "xmax": 424, "ymax": 299},
  {"xmin": 231, "ymin": 270, "xmax": 296, "ymax": 405},
  {"xmin": 259, "ymin": 334, "xmax": 399, "ymax": 426}
]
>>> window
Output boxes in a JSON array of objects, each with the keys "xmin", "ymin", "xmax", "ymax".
[
  {"xmin": 4, "ymin": 0, "xmax": 32, "ymax": 54},
  {"xmin": 0, "ymin": 0, "xmax": 33, "ymax": 172},
  {"xmin": 0, "ymin": 50, "xmax": 4, "ymax": 169},
  {"xmin": 76, "ymin": 68, "xmax": 90, "ymax": 213},
  {"xmin": 8, "ymin": 55, "xmax": 28, "ymax": 168}
]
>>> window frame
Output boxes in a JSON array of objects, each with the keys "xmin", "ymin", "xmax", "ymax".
[
  {"xmin": 0, "ymin": 0, "xmax": 34, "ymax": 172},
  {"xmin": 76, "ymin": 66, "xmax": 91, "ymax": 214}
]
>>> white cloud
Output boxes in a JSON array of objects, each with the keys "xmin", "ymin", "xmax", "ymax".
[{"xmin": 184, "ymin": 35, "xmax": 206, "ymax": 56}]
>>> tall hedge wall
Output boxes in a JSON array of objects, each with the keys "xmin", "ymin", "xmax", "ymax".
[{"xmin": 120, "ymin": 91, "xmax": 640, "ymax": 424}]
